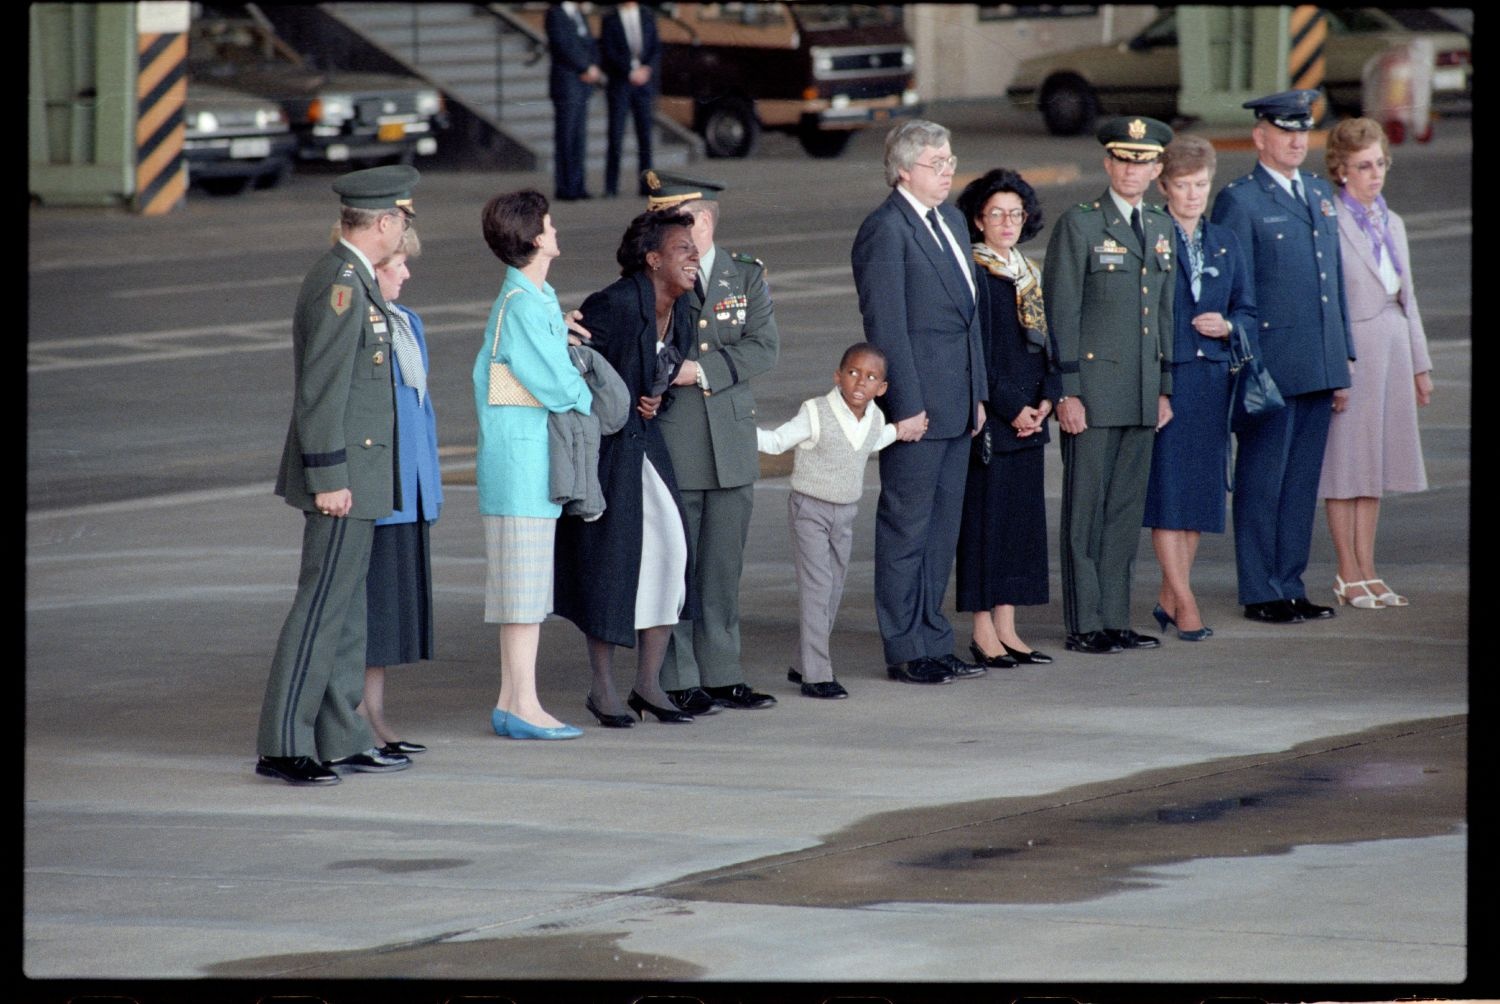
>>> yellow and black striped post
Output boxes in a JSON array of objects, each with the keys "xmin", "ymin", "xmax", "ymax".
[
  {"xmin": 135, "ymin": 28, "xmax": 187, "ymax": 215},
  {"xmin": 1288, "ymin": 6, "xmax": 1328, "ymax": 122}
]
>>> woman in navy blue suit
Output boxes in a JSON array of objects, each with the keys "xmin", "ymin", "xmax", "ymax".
[{"xmin": 1142, "ymin": 136, "xmax": 1256, "ymax": 640}]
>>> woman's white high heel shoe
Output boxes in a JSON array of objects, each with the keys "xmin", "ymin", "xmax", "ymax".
[
  {"xmin": 1334, "ymin": 575, "xmax": 1385, "ymax": 609},
  {"xmin": 1364, "ymin": 578, "xmax": 1408, "ymax": 607}
]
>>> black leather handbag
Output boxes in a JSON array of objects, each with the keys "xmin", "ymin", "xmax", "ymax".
[{"xmin": 1226, "ymin": 322, "xmax": 1286, "ymax": 490}]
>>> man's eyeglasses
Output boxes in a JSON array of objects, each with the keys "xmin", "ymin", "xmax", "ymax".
[
  {"xmin": 386, "ymin": 211, "xmax": 413, "ymax": 231},
  {"xmin": 913, "ymin": 155, "xmax": 959, "ymax": 175}
]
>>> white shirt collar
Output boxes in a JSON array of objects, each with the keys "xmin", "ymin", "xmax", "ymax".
[
  {"xmin": 824, "ymin": 386, "xmax": 878, "ymax": 446},
  {"xmin": 1107, "ymin": 187, "xmax": 1142, "ymax": 221},
  {"xmin": 1259, "ymin": 162, "xmax": 1304, "ymax": 199}
]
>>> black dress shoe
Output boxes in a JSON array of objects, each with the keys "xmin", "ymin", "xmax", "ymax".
[
  {"xmin": 1105, "ymin": 628, "xmax": 1160, "ymax": 649},
  {"xmin": 801, "ymin": 680, "xmax": 849, "ymax": 699},
  {"xmin": 326, "ymin": 748, "xmax": 411, "ymax": 773},
  {"xmin": 703, "ymin": 683, "xmax": 777, "ymax": 709},
  {"xmin": 1289, "ymin": 597, "xmax": 1336, "ymax": 620},
  {"xmin": 667, "ymin": 687, "xmax": 724, "ymax": 715},
  {"xmin": 999, "ymin": 641, "xmax": 1053, "ymax": 665},
  {"xmin": 1065, "ymin": 631, "xmax": 1124, "ymax": 654},
  {"xmin": 934, "ymin": 652, "xmax": 987, "ymax": 678},
  {"xmin": 886, "ymin": 658, "xmax": 955, "ymax": 684},
  {"xmin": 968, "ymin": 641, "xmax": 1018, "ymax": 669},
  {"xmin": 381, "ymin": 740, "xmax": 427, "ymax": 755},
  {"xmin": 255, "ymin": 756, "xmax": 340, "ymax": 786},
  {"xmin": 1243, "ymin": 599, "xmax": 1303, "ymax": 624}
]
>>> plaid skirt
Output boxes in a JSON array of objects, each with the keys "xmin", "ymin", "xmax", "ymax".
[{"xmin": 483, "ymin": 515, "xmax": 555, "ymax": 624}]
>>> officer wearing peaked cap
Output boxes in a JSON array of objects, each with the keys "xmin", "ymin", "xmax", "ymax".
[
  {"xmin": 640, "ymin": 169, "xmax": 782, "ymax": 712},
  {"xmin": 255, "ymin": 165, "xmax": 420, "ymax": 785},
  {"xmin": 1043, "ymin": 115, "xmax": 1176, "ymax": 654},
  {"xmin": 1210, "ymin": 89, "xmax": 1355, "ymax": 625}
]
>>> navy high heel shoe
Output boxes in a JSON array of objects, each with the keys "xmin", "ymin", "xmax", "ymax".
[{"xmin": 1155, "ymin": 603, "xmax": 1212, "ymax": 640}]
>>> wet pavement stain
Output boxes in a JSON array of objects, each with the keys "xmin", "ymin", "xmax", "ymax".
[
  {"xmin": 650, "ymin": 716, "xmax": 1466, "ymax": 909},
  {"xmin": 206, "ymin": 930, "xmax": 706, "ymax": 980},
  {"xmin": 325, "ymin": 857, "xmax": 472, "ymax": 874}
]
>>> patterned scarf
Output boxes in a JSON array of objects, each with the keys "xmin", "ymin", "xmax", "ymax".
[
  {"xmin": 972, "ymin": 243, "xmax": 1049, "ymax": 353},
  {"xmin": 1338, "ymin": 188, "xmax": 1404, "ymax": 276},
  {"xmin": 1172, "ymin": 217, "xmax": 1207, "ymax": 303},
  {"xmin": 388, "ymin": 305, "xmax": 428, "ymax": 404}
]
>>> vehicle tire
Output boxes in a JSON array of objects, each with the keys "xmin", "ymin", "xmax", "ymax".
[
  {"xmin": 1039, "ymin": 76, "xmax": 1098, "ymax": 137},
  {"xmin": 797, "ymin": 127, "xmax": 852, "ymax": 158},
  {"xmin": 701, "ymin": 98, "xmax": 759, "ymax": 159}
]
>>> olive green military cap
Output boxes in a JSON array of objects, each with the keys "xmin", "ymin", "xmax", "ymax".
[
  {"xmin": 1096, "ymin": 116, "xmax": 1173, "ymax": 163},
  {"xmin": 643, "ymin": 169, "xmax": 725, "ymax": 210},
  {"xmin": 332, "ymin": 164, "xmax": 419, "ymax": 214}
]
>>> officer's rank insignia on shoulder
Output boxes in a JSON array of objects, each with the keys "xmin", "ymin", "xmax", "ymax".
[
  {"xmin": 339, "ymin": 263, "xmax": 355, "ymax": 278},
  {"xmin": 730, "ymin": 251, "xmax": 764, "ymax": 267},
  {"xmin": 330, "ymin": 284, "xmax": 354, "ymax": 315},
  {"xmin": 1079, "ymin": 201, "xmax": 1100, "ymax": 211}
]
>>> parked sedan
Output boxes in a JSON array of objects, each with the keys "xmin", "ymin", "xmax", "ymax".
[
  {"xmin": 1008, "ymin": 7, "xmax": 1473, "ymax": 136},
  {"xmin": 188, "ymin": 14, "xmax": 446, "ymax": 165},
  {"xmin": 184, "ymin": 82, "xmax": 297, "ymax": 194}
]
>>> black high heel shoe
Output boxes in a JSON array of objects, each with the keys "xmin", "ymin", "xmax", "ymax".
[
  {"xmin": 968, "ymin": 641, "xmax": 1018, "ymax": 669},
  {"xmin": 999, "ymin": 640, "xmax": 1053, "ymax": 665},
  {"xmin": 627, "ymin": 690, "xmax": 694, "ymax": 724},
  {"xmin": 585, "ymin": 693, "xmax": 633, "ymax": 728}
]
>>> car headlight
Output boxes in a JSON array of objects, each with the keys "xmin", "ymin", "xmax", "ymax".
[
  {"xmin": 311, "ymin": 93, "xmax": 354, "ymax": 125},
  {"xmin": 193, "ymin": 110, "xmax": 220, "ymax": 134},
  {"xmin": 255, "ymin": 107, "xmax": 287, "ymax": 130},
  {"xmin": 415, "ymin": 90, "xmax": 442, "ymax": 117},
  {"xmin": 902, "ymin": 46, "xmax": 914, "ymax": 69},
  {"xmin": 813, "ymin": 53, "xmax": 833, "ymax": 74}
]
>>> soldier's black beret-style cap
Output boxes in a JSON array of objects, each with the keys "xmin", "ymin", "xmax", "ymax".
[
  {"xmin": 1243, "ymin": 88, "xmax": 1320, "ymax": 131},
  {"xmin": 332, "ymin": 164, "xmax": 420, "ymax": 214}
]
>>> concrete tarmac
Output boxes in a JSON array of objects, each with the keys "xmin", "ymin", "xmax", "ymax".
[{"xmin": 24, "ymin": 104, "xmax": 1479, "ymax": 1002}]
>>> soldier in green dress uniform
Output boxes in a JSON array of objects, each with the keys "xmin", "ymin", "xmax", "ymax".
[
  {"xmin": 255, "ymin": 165, "xmax": 420, "ymax": 785},
  {"xmin": 1043, "ymin": 116, "xmax": 1176, "ymax": 655},
  {"xmin": 643, "ymin": 171, "xmax": 780, "ymax": 712}
]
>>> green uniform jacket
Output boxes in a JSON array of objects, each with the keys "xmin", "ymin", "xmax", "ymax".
[
  {"xmin": 1042, "ymin": 190, "xmax": 1174, "ymax": 426},
  {"xmin": 274, "ymin": 243, "xmax": 398, "ymax": 520},
  {"xmin": 657, "ymin": 247, "xmax": 780, "ymax": 489}
]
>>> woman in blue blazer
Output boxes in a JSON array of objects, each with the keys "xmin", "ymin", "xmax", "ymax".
[
  {"xmin": 362, "ymin": 227, "xmax": 443, "ymax": 756},
  {"xmin": 1142, "ymin": 136, "xmax": 1256, "ymax": 640}
]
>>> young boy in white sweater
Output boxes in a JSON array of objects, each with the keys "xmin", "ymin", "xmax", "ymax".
[{"xmin": 757, "ymin": 342, "xmax": 898, "ymax": 698}]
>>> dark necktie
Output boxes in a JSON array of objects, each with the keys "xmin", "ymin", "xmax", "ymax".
[
  {"xmin": 927, "ymin": 207, "xmax": 958, "ymax": 270},
  {"xmin": 1291, "ymin": 178, "xmax": 1305, "ymax": 204},
  {"xmin": 1130, "ymin": 206, "xmax": 1146, "ymax": 250}
]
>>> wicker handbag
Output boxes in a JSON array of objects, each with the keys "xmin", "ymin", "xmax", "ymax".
[{"xmin": 487, "ymin": 289, "xmax": 543, "ymax": 408}]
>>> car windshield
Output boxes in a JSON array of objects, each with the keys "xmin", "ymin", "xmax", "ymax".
[{"xmin": 793, "ymin": 5, "xmax": 904, "ymax": 31}]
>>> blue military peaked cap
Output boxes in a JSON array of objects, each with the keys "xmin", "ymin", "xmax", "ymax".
[
  {"xmin": 1243, "ymin": 89, "xmax": 1320, "ymax": 131},
  {"xmin": 332, "ymin": 164, "xmax": 420, "ymax": 214}
]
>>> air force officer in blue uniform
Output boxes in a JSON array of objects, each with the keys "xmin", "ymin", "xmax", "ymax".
[{"xmin": 1210, "ymin": 90, "xmax": 1355, "ymax": 624}]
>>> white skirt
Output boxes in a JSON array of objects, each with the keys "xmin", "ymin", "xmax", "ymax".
[{"xmin": 635, "ymin": 457, "xmax": 688, "ymax": 629}]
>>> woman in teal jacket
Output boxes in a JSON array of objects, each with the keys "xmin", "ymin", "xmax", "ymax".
[{"xmin": 472, "ymin": 189, "xmax": 592, "ymax": 740}]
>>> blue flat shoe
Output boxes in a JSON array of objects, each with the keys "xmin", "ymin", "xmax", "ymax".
[
  {"xmin": 490, "ymin": 708, "xmax": 509, "ymax": 736},
  {"xmin": 1177, "ymin": 625, "xmax": 1213, "ymax": 641},
  {"xmin": 502, "ymin": 713, "xmax": 582, "ymax": 740}
]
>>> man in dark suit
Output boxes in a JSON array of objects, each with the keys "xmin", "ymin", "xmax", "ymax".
[
  {"xmin": 255, "ymin": 166, "xmax": 420, "ymax": 785},
  {"xmin": 545, "ymin": 2, "xmax": 602, "ymax": 202},
  {"xmin": 851, "ymin": 120, "xmax": 989, "ymax": 685},
  {"xmin": 1043, "ymin": 116, "xmax": 1176, "ymax": 654},
  {"xmin": 600, "ymin": 2, "xmax": 660, "ymax": 198},
  {"xmin": 1211, "ymin": 89, "xmax": 1354, "ymax": 624},
  {"xmin": 644, "ymin": 171, "xmax": 779, "ymax": 712}
]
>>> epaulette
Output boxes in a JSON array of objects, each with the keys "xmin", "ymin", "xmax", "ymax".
[
  {"xmin": 1077, "ymin": 201, "xmax": 1100, "ymax": 211},
  {"xmin": 730, "ymin": 251, "xmax": 764, "ymax": 267},
  {"xmin": 339, "ymin": 263, "xmax": 356, "ymax": 277}
]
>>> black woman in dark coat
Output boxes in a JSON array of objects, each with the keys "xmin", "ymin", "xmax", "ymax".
[
  {"xmin": 954, "ymin": 169, "xmax": 1062, "ymax": 666},
  {"xmin": 554, "ymin": 209, "xmax": 701, "ymax": 725}
]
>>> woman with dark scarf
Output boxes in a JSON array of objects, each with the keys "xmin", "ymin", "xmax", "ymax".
[
  {"xmin": 953, "ymin": 168, "xmax": 1061, "ymax": 667},
  {"xmin": 1317, "ymin": 117, "xmax": 1433, "ymax": 610}
]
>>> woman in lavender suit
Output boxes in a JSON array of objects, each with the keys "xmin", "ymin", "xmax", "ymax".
[{"xmin": 1318, "ymin": 117, "xmax": 1434, "ymax": 610}]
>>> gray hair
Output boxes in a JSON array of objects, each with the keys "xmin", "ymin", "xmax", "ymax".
[{"xmin": 884, "ymin": 119, "xmax": 951, "ymax": 187}]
